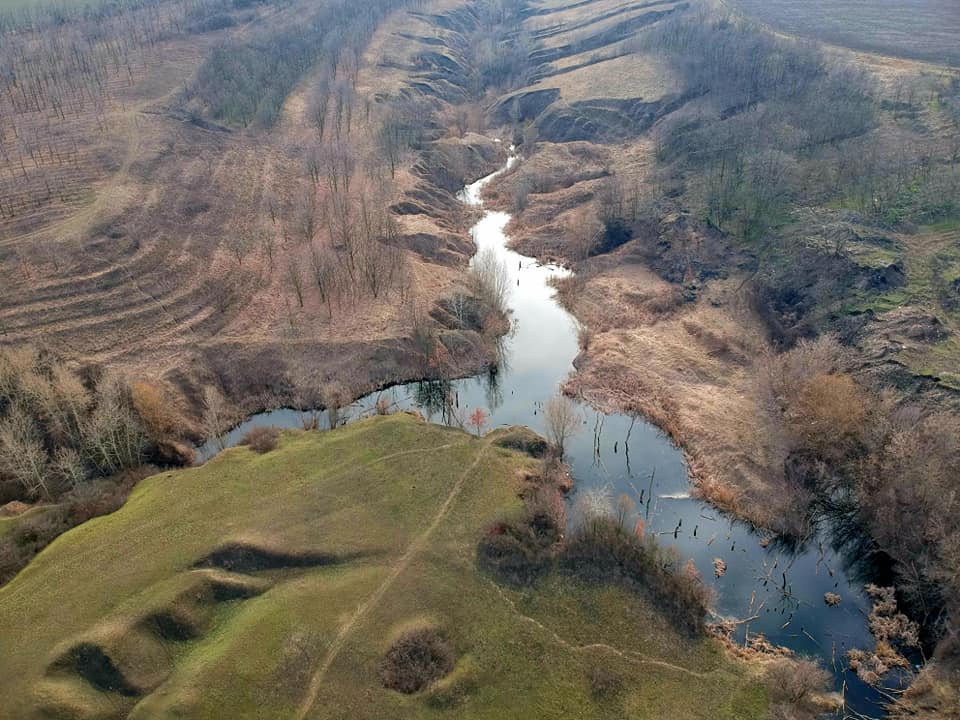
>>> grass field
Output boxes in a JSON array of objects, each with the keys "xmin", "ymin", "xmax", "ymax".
[
  {"xmin": 723, "ymin": 0, "xmax": 960, "ymax": 67},
  {"xmin": 0, "ymin": 414, "xmax": 767, "ymax": 719},
  {"xmin": 0, "ymin": 0, "xmax": 90, "ymax": 12}
]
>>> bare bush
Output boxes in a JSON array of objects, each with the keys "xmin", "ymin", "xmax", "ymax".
[
  {"xmin": 785, "ymin": 373, "xmax": 867, "ymax": 458},
  {"xmin": 759, "ymin": 335, "xmax": 847, "ymax": 414},
  {"xmin": 765, "ymin": 657, "xmax": 831, "ymax": 705},
  {"xmin": 240, "ymin": 426, "xmax": 281, "ymax": 454},
  {"xmin": 131, "ymin": 382, "xmax": 183, "ymax": 441},
  {"xmin": 379, "ymin": 628, "xmax": 455, "ymax": 694}
]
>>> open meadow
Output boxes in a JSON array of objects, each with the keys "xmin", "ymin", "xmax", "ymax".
[{"xmin": 0, "ymin": 415, "xmax": 769, "ymax": 719}]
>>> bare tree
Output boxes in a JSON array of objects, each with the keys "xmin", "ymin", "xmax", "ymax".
[
  {"xmin": 0, "ymin": 402, "xmax": 51, "ymax": 498},
  {"xmin": 545, "ymin": 394, "xmax": 579, "ymax": 457},
  {"xmin": 202, "ymin": 386, "xmax": 230, "ymax": 450},
  {"xmin": 227, "ymin": 231, "xmax": 254, "ymax": 267},
  {"xmin": 82, "ymin": 374, "xmax": 146, "ymax": 474},
  {"xmin": 310, "ymin": 244, "xmax": 339, "ymax": 317},
  {"xmin": 286, "ymin": 260, "xmax": 305, "ymax": 308},
  {"xmin": 307, "ymin": 73, "xmax": 332, "ymax": 140},
  {"xmin": 262, "ymin": 233, "xmax": 277, "ymax": 271},
  {"xmin": 294, "ymin": 190, "xmax": 317, "ymax": 245},
  {"xmin": 469, "ymin": 247, "xmax": 510, "ymax": 319}
]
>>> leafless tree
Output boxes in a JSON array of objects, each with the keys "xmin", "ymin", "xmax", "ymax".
[
  {"xmin": 202, "ymin": 386, "xmax": 230, "ymax": 450},
  {"xmin": 545, "ymin": 394, "xmax": 580, "ymax": 457},
  {"xmin": 310, "ymin": 244, "xmax": 340, "ymax": 317},
  {"xmin": 307, "ymin": 73, "xmax": 332, "ymax": 140},
  {"xmin": 0, "ymin": 401, "xmax": 51, "ymax": 498},
  {"xmin": 294, "ymin": 190, "xmax": 317, "ymax": 245},
  {"xmin": 469, "ymin": 247, "xmax": 510, "ymax": 319},
  {"xmin": 82, "ymin": 374, "xmax": 146, "ymax": 474},
  {"xmin": 227, "ymin": 231, "xmax": 254, "ymax": 267},
  {"xmin": 286, "ymin": 260, "xmax": 305, "ymax": 308}
]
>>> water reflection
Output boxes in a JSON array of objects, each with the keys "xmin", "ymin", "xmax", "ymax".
[{"xmin": 196, "ymin": 154, "xmax": 900, "ymax": 718}]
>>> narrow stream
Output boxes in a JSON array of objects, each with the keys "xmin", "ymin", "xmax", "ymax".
[{"xmin": 198, "ymin": 152, "xmax": 899, "ymax": 717}]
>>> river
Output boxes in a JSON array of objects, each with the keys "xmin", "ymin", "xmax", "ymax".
[{"xmin": 198, "ymin": 151, "xmax": 903, "ymax": 717}]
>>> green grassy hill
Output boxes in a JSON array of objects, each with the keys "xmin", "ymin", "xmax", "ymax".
[{"xmin": 0, "ymin": 414, "xmax": 767, "ymax": 719}]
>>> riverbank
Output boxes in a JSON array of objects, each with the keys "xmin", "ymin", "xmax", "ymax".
[{"xmin": 554, "ymin": 262, "xmax": 797, "ymax": 534}]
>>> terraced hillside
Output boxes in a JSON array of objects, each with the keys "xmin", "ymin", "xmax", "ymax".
[
  {"xmin": 0, "ymin": 415, "xmax": 768, "ymax": 719},
  {"xmin": 0, "ymin": 0, "xmax": 504, "ymax": 417}
]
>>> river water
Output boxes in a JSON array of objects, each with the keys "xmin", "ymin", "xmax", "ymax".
[{"xmin": 198, "ymin": 153, "xmax": 901, "ymax": 717}]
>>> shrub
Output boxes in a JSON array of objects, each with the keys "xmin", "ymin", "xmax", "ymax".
[
  {"xmin": 379, "ymin": 628, "xmax": 455, "ymax": 694},
  {"xmin": 560, "ymin": 517, "xmax": 710, "ymax": 635},
  {"xmin": 477, "ymin": 486, "xmax": 564, "ymax": 584},
  {"xmin": 491, "ymin": 427, "xmax": 549, "ymax": 458},
  {"xmin": 765, "ymin": 657, "xmax": 830, "ymax": 704},
  {"xmin": 785, "ymin": 373, "xmax": 866, "ymax": 458},
  {"xmin": 240, "ymin": 426, "xmax": 281, "ymax": 454}
]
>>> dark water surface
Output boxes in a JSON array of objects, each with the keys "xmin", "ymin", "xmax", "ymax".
[{"xmin": 199, "ymin": 153, "xmax": 902, "ymax": 717}]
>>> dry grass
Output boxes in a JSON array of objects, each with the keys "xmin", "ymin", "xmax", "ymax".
[
  {"xmin": 721, "ymin": 0, "xmax": 960, "ymax": 68},
  {"xmin": 560, "ymin": 266, "xmax": 790, "ymax": 529},
  {"xmin": 536, "ymin": 52, "xmax": 680, "ymax": 102},
  {"xmin": 0, "ymin": 0, "xmax": 500, "ymax": 418}
]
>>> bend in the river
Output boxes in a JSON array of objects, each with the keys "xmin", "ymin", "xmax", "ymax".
[{"xmin": 199, "ymin": 149, "xmax": 894, "ymax": 718}]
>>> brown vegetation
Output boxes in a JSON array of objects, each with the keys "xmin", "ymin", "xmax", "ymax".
[
  {"xmin": 240, "ymin": 426, "xmax": 281, "ymax": 454},
  {"xmin": 479, "ymin": 0, "xmax": 959, "ymax": 704},
  {"xmin": 763, "ymin": 657, "xmax": 833, "ymax": 720},
  {"xmin": 0, "ymin": 0, "xmax": 510, "ymax": 445},
  {"xmin": 379, "ymin": 627, "xmax": 456, "ymax": 694}
]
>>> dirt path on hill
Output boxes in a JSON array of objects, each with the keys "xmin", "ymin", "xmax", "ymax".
[{"xmin": 294, "ymin": 440, "xmax": 490, "ymax": 720}]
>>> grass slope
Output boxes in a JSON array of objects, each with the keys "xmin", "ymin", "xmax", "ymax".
[{"xmin": 0, "ymin": 414, "xmax": 767, "ymax": 719}]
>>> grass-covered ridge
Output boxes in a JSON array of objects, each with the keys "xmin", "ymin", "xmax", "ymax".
[{"xmin": 0, "ymin": 414, "xmax": 767, "ymax": 719}]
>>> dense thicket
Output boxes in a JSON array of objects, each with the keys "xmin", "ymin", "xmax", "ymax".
[
  {"xmin": 0, "ymin": 348, "xmax": 149, "ymax": 501},
  {"xmin": 760, "ymin": 338, "xmax": 960, "ymax": 649},
  {"xmin": 647, "ymin": 15, "xmax": 876, "ymax": 239}
]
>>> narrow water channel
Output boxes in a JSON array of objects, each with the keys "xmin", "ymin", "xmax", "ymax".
[{"xmin": 198, "ymin": 151, "xmax": 899, "ymax": 717}]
